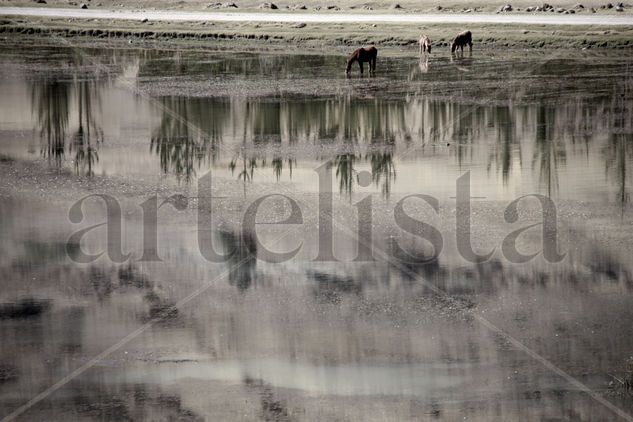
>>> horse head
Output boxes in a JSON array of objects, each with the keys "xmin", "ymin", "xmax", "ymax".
[
  {"xmin": 345, "ymin": 59, "xmax": 353, "ymax": 74},
  {"xmin": 345, "ymin": 54, "xmax": 356, "ymax": 73}
]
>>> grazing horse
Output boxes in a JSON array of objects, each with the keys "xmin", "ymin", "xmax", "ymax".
[
  {"xmin": 451, "ymin": 30, "xmax": 473, "ymax": 53},
  {"xmin": 346, "ymin": 46, "xmax": 377, "ymax": 74},
  {"xmin": 419, "ymin": 34, "xmax": 431, "ymax": 54}
]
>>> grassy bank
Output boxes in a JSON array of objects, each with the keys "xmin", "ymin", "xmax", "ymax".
[
  {"xmin": 2, "ymin": 0, "xmax": 633, "ymax": 13},
  {"xmin": 1, "ymin": 15, "xmax": 633, "ymax": 50}
]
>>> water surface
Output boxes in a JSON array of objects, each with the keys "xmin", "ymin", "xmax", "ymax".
[{"xmin": 1, "ymin": 44, "xmax": 633, "ymax": 421}]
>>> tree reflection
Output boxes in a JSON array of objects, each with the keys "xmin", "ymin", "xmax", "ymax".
[
  {"xmin": 532, "ymin": 105, "xmax": 566, "ymax": 196},
  {"xmin": 270, "ymin": 156, "xmax": 296, "ymax": 181},
  {"xmin": 150, "ymin": 97, "xmax": 222, "ymax": 183},
  {"xmin": 487, "ymin": 106, "xmax": 517, "ymax": 185},
  {"xmin": 604, "ymin": 133, "xmax": 633, "ymax": 208},
  {"xmin": 307, "ymin": 270, "xmax": 362, "ymax": 304},
  {"xmin": 71, "ymin": 80, "xmax": 103, "ymax": 176},
  {"xmin": 218, "ymin": 229, "xmax": 257, "ymax": 291},
  {"xmin": 368, "ymin": 150, "xmax": 396, "ymax": 199},
  {"xmin": 28, "ymin": 51, "xmax": 633, "ymax": 204},
  {"xmin": 31, "ymin": 77, "xmax": 104, "ymax": 176},
  {"xmin": 32, "ymin": 80, "xmax": 70, "ymax": 168},
  {"xmin": 603, "ymin": 80, "xmax": 633, "ymax": 209},
  {"xmin": 228, "ymin": 155, "xmax": 258, "ymax": 196},
  {"xmin": 334, "ymin": 153, "xmax": 357, "ymax": 198},
  {"xmin": 228, "ymin": 155, "xmax": 297, "ymax": 190},
  {"xmin": 226, "ymin": 149, "xmax": 395, "ymax": 199}
]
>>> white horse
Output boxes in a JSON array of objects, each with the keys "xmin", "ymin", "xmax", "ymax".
[{"xmin": 419, "ymin": 34, "xmax": 431, "ymax": 55}]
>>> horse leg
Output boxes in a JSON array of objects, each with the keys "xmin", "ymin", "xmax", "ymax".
[
  {"xmin": 358, "ymin": 61, "xmax": 364, "ymax": 74},
  {"xmin": 371, "ymin": 58, "xmax": 376, "ymax": 73},
  {"xmin": 469, "ymin": 42, "xmax": 473, "ymax": 52}
]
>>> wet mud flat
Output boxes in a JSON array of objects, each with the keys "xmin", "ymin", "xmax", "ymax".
[
  {"xmin": 1, "ymin": 44, "xmax": 633, "ymax": 420},
  {"xmin": 2, "ymin": 157, "xmax": 633, "ymax": 421}
]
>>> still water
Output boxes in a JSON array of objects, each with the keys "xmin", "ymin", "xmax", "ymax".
[{"xmin": 0, "ymin": 42, "xmax": 633, "ymax": 421}]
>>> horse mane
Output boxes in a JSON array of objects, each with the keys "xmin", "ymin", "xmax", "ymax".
[
  {"xmin": 348, "ymin": 46, "xmax": 376, "ymax": 59},
  {"xmin": 347, "ymin": 50, "xmax": 358, "ymax": 64}
]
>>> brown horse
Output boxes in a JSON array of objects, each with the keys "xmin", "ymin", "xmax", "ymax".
[
  {"xmin": 451, "ymin": 30, "xmax": 473, "ymax": 53},
  {"xmin": 346, "ymin": 46, "xmax": 377, "ymax": 74},
  {"xmin": 419, "ymin": 34, "xmax": 431, "ymax": 54}
]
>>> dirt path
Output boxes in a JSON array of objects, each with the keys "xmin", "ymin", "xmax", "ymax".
[{"xmin": 1, "ymin": 6, "xmax": 632, "ymax": 26}]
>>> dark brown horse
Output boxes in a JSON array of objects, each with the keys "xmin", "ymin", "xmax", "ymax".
[
  {"xmin": 346, "ymin": 46, "xmax": 377, "ymax": 74},
  {"xmin": 451, "ymin": 30, "xmax": 473, "ymax": 53}
]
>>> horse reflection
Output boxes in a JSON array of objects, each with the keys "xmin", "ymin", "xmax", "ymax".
[
  {"xmin": 419, "ymin": 56, "xmax": 429, "ymax": 74},
  {"xmin": 450, "ymin": 51, "xmax": 473, "ymax": 72}
]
